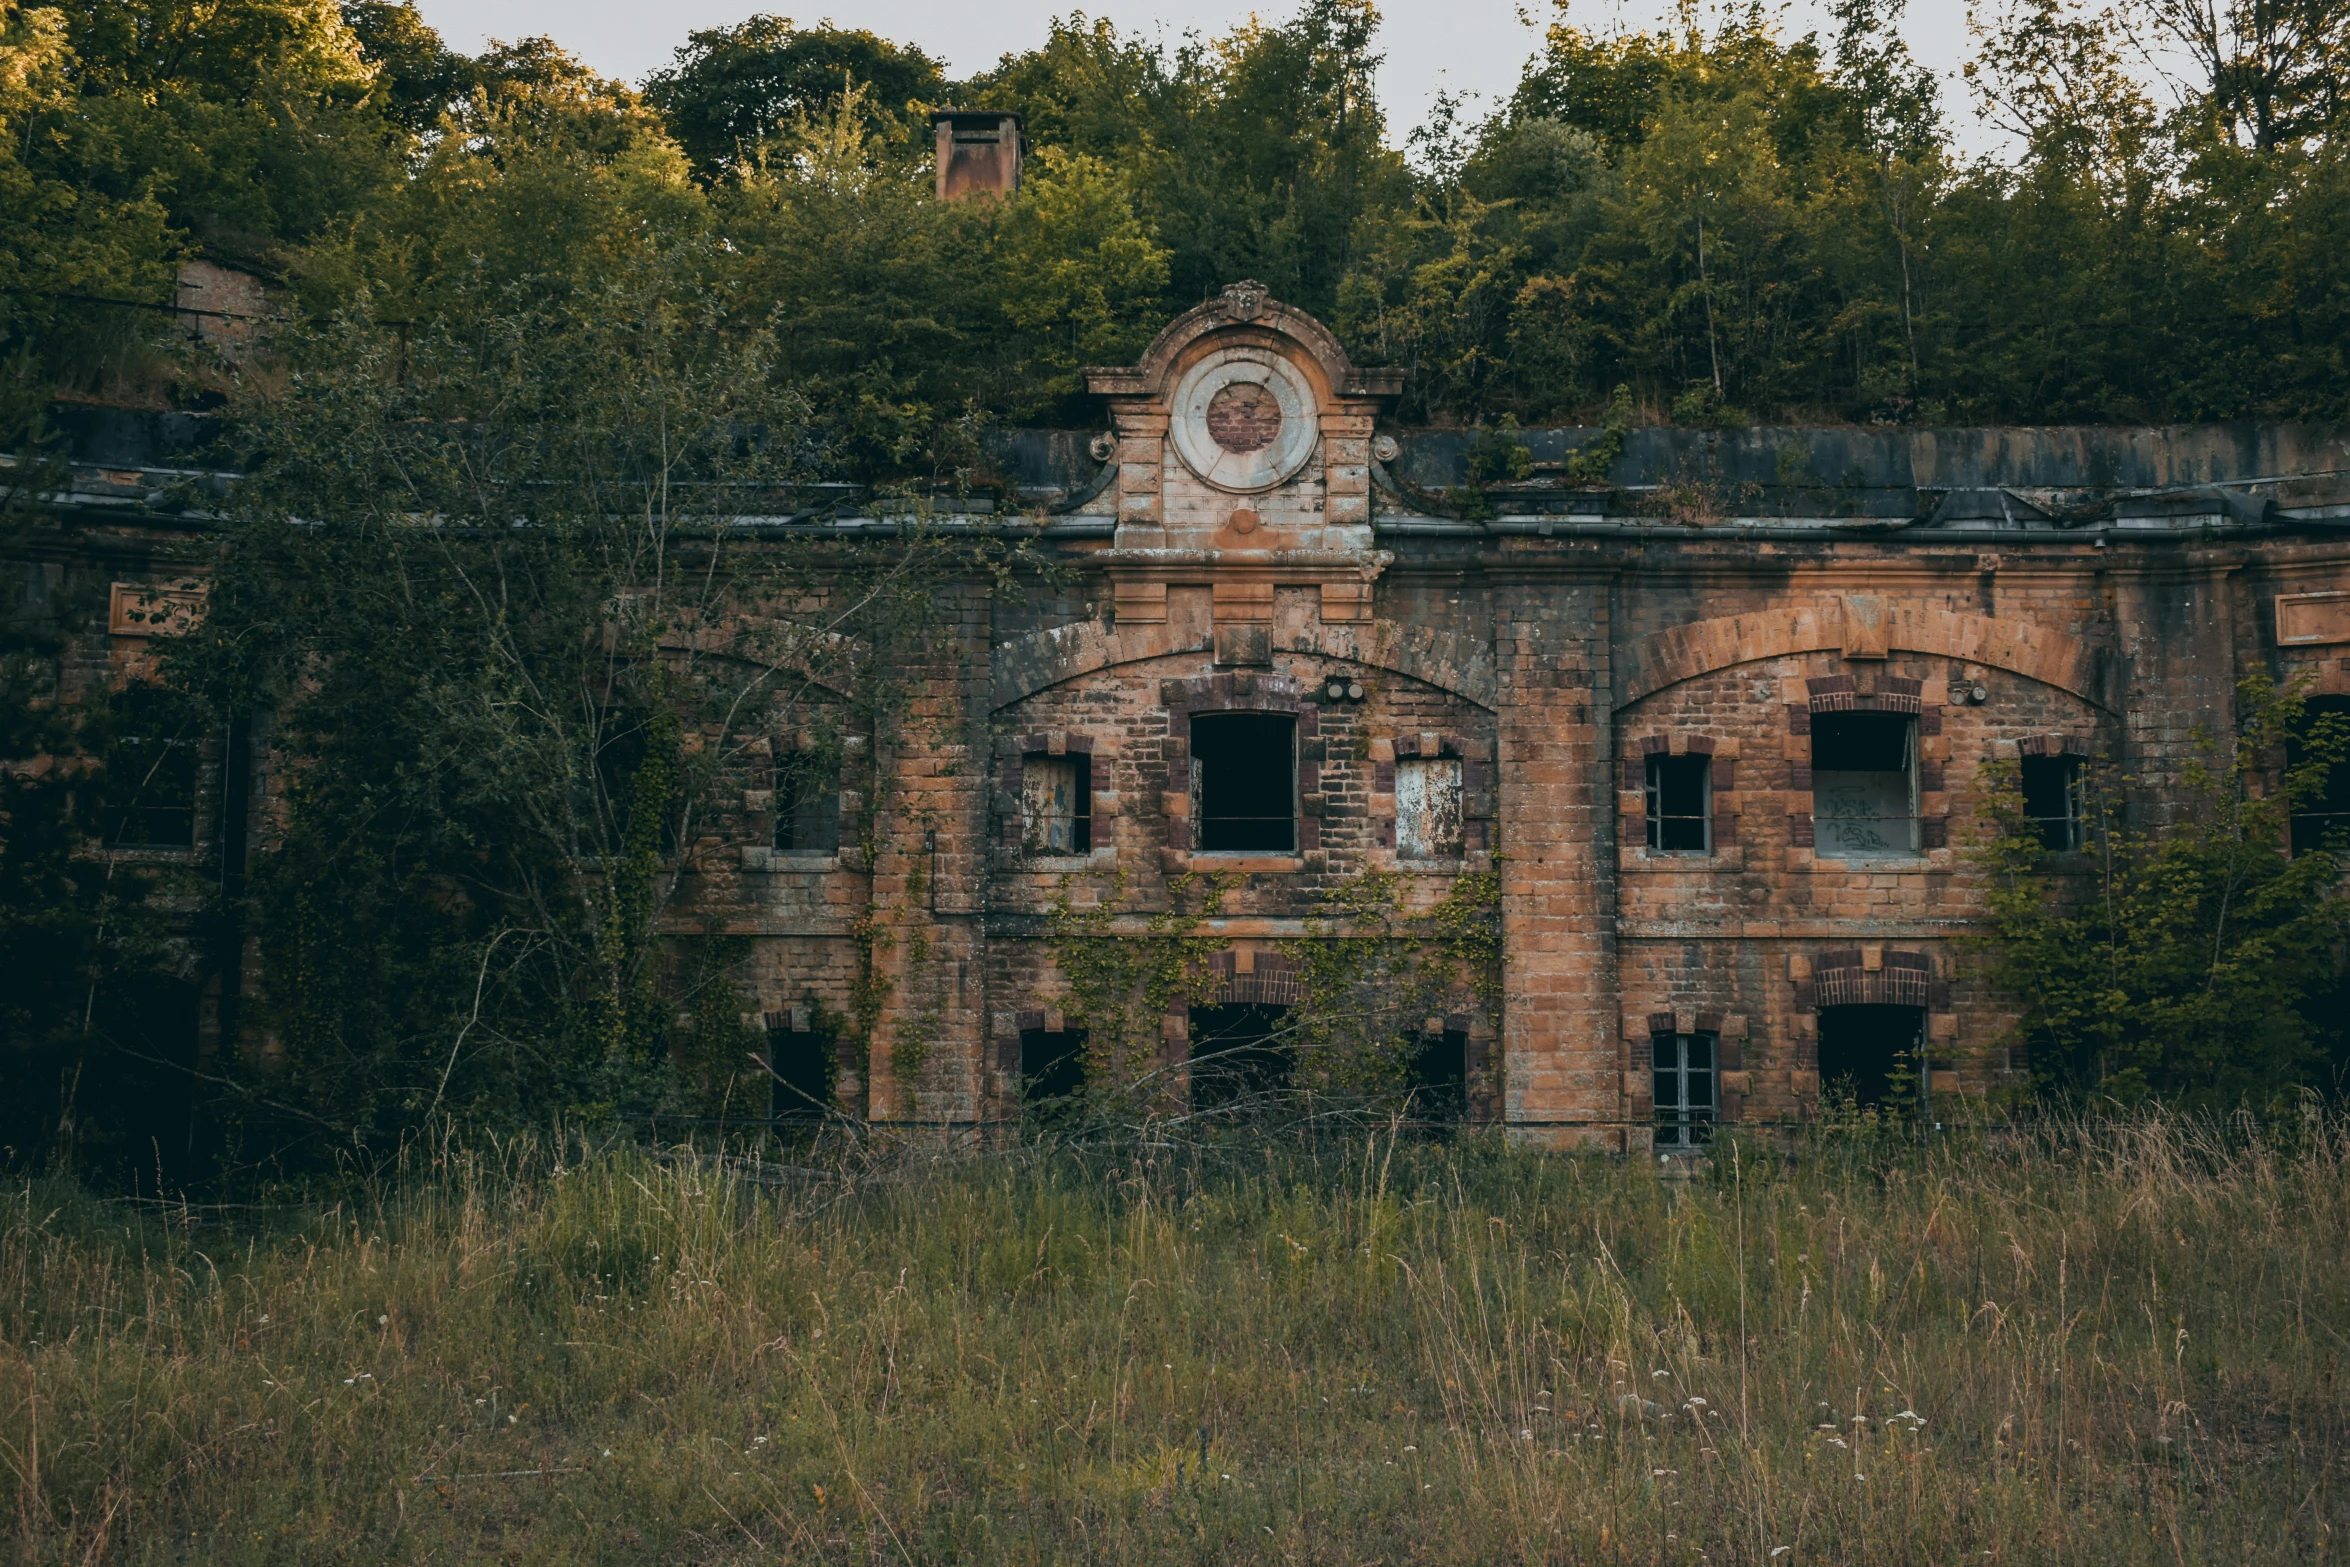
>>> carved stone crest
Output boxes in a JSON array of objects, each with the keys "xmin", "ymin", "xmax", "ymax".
[{"xmin": 1220, "ymin": 279, "xmax": 1269, "ymax": 320}]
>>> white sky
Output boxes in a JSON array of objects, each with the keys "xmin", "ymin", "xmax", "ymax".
[{"xmin": 409, "ymin": 0, "xmax": 2016, "ymax": 156}]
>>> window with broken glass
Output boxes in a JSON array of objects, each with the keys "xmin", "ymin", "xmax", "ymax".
[
  {"xmin": 2019, "ymin": 753, "xmax": 2085, "ymax": 851},
  {"xmin": 1810, "ymin": 712, "xmax": 1918, "ymax": 857},
  {"xmin": 1395, "ymin": 756, "xmax": 1464, "ymax": 859},
  {"xmin": 1644, "ymin": 753, "xmax": 1711, "ymax": 852},
  {"xmin": 1652, "ymin": 1030, "xmax": 1716, "ymax": 1150},
  {"xmin": 1021, "ymin": 755, "xmax": 1091, "ymax": 855}
]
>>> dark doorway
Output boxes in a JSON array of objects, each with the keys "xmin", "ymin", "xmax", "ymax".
[
  {"xmin": 1406, "ymin": 1028, "xmax": 1469, "ymax": 1123},
  {"xmin": 765, "ymin": 1029, "xmax": 835, "ymax": 1125},
  {"xmin": 88, "ymin": 975, "xmax": 201, "ymax": 1189},
  {"xmin": 1189, "ymin": 1003, "xmax": 1293, "ymax": 1111},
  {"xmin": 1816, "ymin": 1004, "xmax": 1926, "ymax": 1114},
  {"xmin": 1020, "ymin": 1029, "xmax": 1086, "ymax": 1105},
  {"xmin": 1191, "ymin": 713, "xmax": 1296, "ymax": 852}
]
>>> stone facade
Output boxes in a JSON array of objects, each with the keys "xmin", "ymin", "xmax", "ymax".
[{"xmin": 29, "ymin": 289, "xmax": 2350, "ymax": 1148}]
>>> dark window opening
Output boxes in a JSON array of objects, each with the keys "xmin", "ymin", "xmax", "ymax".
[
  {"xmin": 1817, "ymin": 1004, "xmax": 1926, "ymax": 1114},
  {"xmin": 1021, "ymin": 756, "xmax": 1091, "ymax": 855},
  {"xmin": 1652, "ymin": 1031, "xmax": 1716, "ymax": 1149},
  {"xmin": 594, "ymin": 707, "xmax": 684, "ymax": 853},
  {"xmin": 2289, "ymin": 696, "xmax": 2350, "ymax": 856},
  {"xmin": 1189, "ymin": 1003, "xmax": 1293, "ymax": 1110},
  {"xmin": 765, "ymin": 1029, "xmax": 835, "ymax": 1124},
  {"xmin": 102, "ymin": 689, "xmax": 199, "ymax": 848},
  {"xmin": 2020, "ymin": 754, "xmax": 2085, "ymax": 851},
  {"xmin": 1020, "ymin": 1029, "xmax": 1087, "ymax": 1105},
  {"xmin": 1191, "ymin": 712, "xmax": 1296, "ymax": 852},
  {"xmin": 1406, "ymin": 1028, "xmax": 1469, "ymax": 1122},
  {"xmin": 774, "ymin": 753, "xmax": 842, "ymax": 855},
  {"xmin": 1811, "ymin": 711, "xmax": 1918, "ymax": 857},
  {"xmin": 1644, "ymin": 753, "xmax": 1711, "ymax": 852}
]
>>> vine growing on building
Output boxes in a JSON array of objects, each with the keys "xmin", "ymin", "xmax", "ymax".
[{"xmin": 1044, "ymin": 870, "xmax": 1236, "ymax": 1103}]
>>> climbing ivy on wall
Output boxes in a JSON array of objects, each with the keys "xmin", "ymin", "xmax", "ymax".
[
  {"xmin": 160, "ymin": 268, "xmax": 1022, "ymax": 1155},
  {"xmin": 1280, "ymin": 867, "xmax": 1502, "ymax": 1102},
  {"xmin": 1045, "ymin": 871, "xmax": 1237, "ymax": 1110},
  {"xmin": 1972, "ymin": 674, "xmax": 2350, "ymax": 1109},
  {"xmin": 1041, "ymin": 863, "xmax": 1502, "ymax": 1118}
]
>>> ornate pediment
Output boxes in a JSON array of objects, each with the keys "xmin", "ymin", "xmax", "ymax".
[{"xmin": 1081, "ymin": 285, "xmax": 1400, "ymax": 635}]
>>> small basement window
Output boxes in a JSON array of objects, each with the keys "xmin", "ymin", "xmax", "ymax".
[
  {"xmin": 1652, "ymin": 1031, "xmax": 1716, "ymax": 1150},
  {"xmin": 1021, "ymin": 755, "xmax": 1091, "ymax": 855},
  {"xmin": 1189, "ymin": 1003, "xmax": 1293, "ymax": 1110},
  {"xmin": 1020, "ymin": 1029, "xmax": 1086, "ymax": 1105},
  {"xmin": 2288, "ymin": 696, "xmax": 2350, "ymax": 855},
  {"xmin": 1811, "ymin": 711, "xmax": 1917, "ymax": 857},
  {"xmin": 1406, "ymin": 1027, "xmax": 1469, "ymax": 1123},
  {"xmin": 765, "ymin": 1028, "xmax": 835, "ymax": 1125},
  {"xmin": 1191, "ymin": 712, "xmax": 1296, "ymax": 852},
  {"xmin": 774, "ymin": 753, "xmax": 841, "ymax": 855},
  {"xmin": 1396, "ymin": 757, "xmax": 1464, "ymax": 859},
  {"xmin": 1644, "ymin": 753, "xmax": 1711, "ymax": 852},
  {"xmin": 2019, "ymin": 753, "xmax": 2084, "ymax": 851},
  {"xmin": 102, "ymin": 689, "xmax": 199, "ymax": 848}
]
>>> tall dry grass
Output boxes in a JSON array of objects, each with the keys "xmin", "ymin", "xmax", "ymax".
[{"xmin": 2, "ymin": 1113, "xmax": 2344, "ymax": 1563}]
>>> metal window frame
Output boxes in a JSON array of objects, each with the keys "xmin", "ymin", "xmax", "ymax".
[
  {"xmin": 2021, "ymin": 753, "xmax": 2085, "ymax": 852},
  {"xmin": 1643, "ymin": 752, "xmax": 1712, "ymax": 853},
  {"xmin": 1651, "ymin": 1030, "xmax": 1718, "ymax": 1149}
]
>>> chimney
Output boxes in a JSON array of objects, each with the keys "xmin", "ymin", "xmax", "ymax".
[{"xmin": 931, "ymin": 111, "xmax": 1023, "ymax": 202}]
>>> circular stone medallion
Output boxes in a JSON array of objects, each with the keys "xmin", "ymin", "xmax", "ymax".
[{"xmin": 1168, "ymin": 349, "xmax": 1319, "ymax": 494}]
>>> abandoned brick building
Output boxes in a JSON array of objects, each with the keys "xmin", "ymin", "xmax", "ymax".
[{"xmin": 39, "ymin": 282, "xmax": 2350, "ymax": 1149}]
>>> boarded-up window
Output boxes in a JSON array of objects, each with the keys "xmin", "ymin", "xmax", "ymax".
[
  {"xmin": 1021, "ymin": 756, "xmax": 1091, "ymax": 855},
  {"xmin": 1395, "ymin": 757, "xmax": 1463, "ymax": 859}
]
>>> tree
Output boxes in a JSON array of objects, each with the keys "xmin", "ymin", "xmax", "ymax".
[
  {"xmin": 339, "ymin": 1, "xmax": 476, "ymax": 134},
  {"xmin": 2130, "ymin": 0, "xmax": 2349, "ymax": 152},
  {"xmin": 1974, "ymin": 675, "xmax": 2350, "ymax": 1109},
  {"xmin": 167, "ymin": 248, "xmax": 1005, "ymax": 1150},
  {"xmin": 642, "ymin": 15, "xmax": 945, "ymax": 181}
]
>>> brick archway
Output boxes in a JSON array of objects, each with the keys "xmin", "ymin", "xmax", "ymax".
[
  {"xmin": 1615, "ymin": 603, "xmax": 2108, "ymax": 711},
  {"xmin": 990, "ymin": 617, "xmax": 1498, "ymax": 713}
]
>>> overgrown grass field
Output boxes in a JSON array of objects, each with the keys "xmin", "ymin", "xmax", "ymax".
[{"xmin": 4, "ymin": 1117, "xmax": 2345, "ymax": 1563}]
